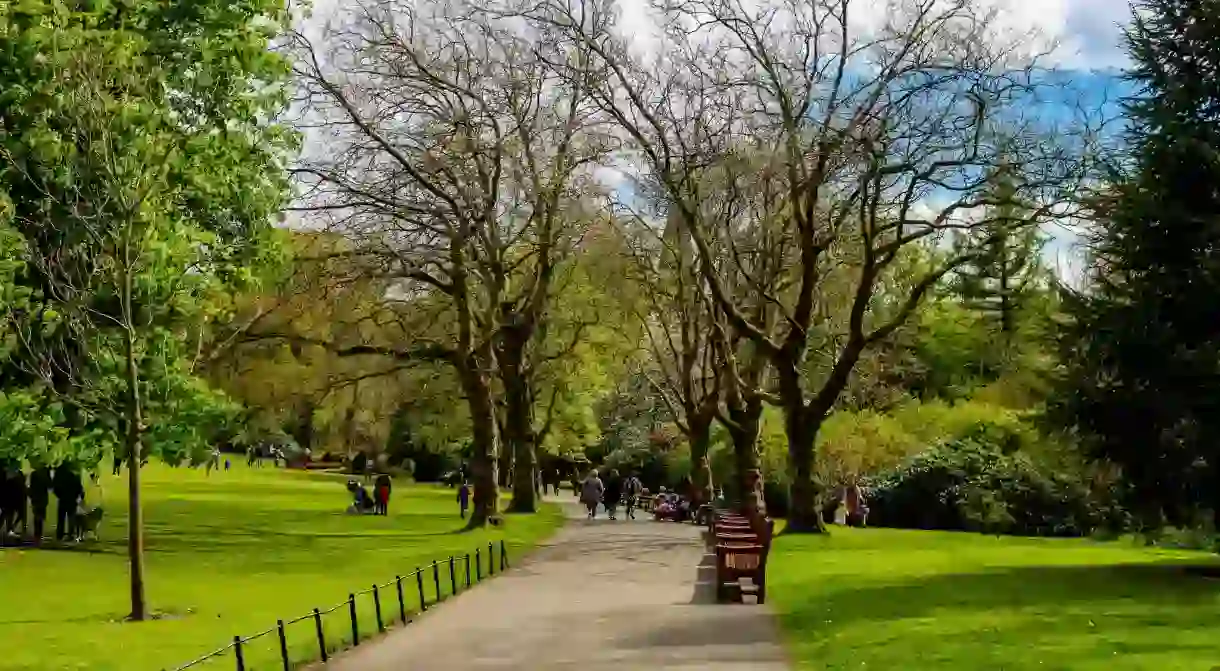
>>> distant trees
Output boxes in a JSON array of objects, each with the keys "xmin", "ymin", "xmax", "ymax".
[
  {"xmin": 951, "ymin": 167, "xmax": 1048, "ymax": 343},
  {"xmin": 289, "ymin": 0, "xmax": 609, "ymax": 526},
  {"xmin": 515, "ymin": 0, "xmax": 1089, "ymax": 531},
  {"xmin": 201, "ymin": 233, "xmax": 424, "ymax": 461}
]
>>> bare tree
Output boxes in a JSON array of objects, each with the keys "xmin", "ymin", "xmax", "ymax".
[
  {"xmin": 290, "ymin": 0, "xmax": 605, "ymax": 524},
  {"xmin": 518, "ymin": 0, "xmax": 1091, "ymax": 531},
  {"xmin": 629, "ymin": 211, "xmax": 722, "ymax": 504}
]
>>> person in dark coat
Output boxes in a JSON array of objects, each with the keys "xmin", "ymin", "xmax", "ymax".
[
  {"xmin": 1, "ymin": 463, "xmax": 27, "ymax": 538},
  {"xmin": 53, "ymin": 463, "xmax": 83, "ymax": 542},
  {"xmin": 29, "ymin": 465, "xmax": 52, "ymax": 543},
  {"xmin": 374, "ymin": 472, "xmax": 392, "ymax": 516},
  {"xmin": 457, "ymin": 481, "xmax": 471, "ymax": 519},
  {"xmin": 602, "ymin": 469, "xmax": 623, "ymax": 520}
]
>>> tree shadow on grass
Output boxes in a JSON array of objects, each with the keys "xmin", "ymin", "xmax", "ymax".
[
  {"xmin": 0, "ymin": 611, "xmax": 131, "ymax": 625},
  {"xmin": 777, "ymin": 559, "xmax": 1220, "ymax": 642},
  {"xmin": 616, "ymin": 609, "xmax": 791, "ymax": 666}
]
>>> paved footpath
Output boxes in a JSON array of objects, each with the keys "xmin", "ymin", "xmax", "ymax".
[{"xmin": 322, "ymin": 497, "xmax": 791, "ymax": 671}]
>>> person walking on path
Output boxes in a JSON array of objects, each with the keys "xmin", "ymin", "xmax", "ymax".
[
  {"xmin": 603, "ymin": 469, "xmax": 623, "ymax": 520},
  {"xmin": 374, "ymin": 472, "xmax": 392, "ymax": 516},
  {"xmin": 580, "ymin": 470, "xmax": 604, "ymax": 519},
  {"xmin": 622, "ymin": 472, "xmax": 643, "ymax": 520},
  {"xmin": 29, "ymin": 465, "xmax": 51, "ymax": 543},
  {"xmin": 457, "ymin": 481, "xmax": 471, "ymax": 519},
  {"xmin": 52, "ymin": 462, "xmax": 83, "ymax": 542}
]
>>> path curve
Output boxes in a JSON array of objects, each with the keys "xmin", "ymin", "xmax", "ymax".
[{"xmin": 322, "ymin": 497, "xmax": 791, "ymax": 671}]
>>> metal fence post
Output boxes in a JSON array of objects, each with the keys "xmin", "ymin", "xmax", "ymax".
[
  {"xmin": 233, "ymin": 636, "xmax": 245, "ymax": 671},
  {"xmin": 168, "ymin": 549, "xmax": 523, "ymax": 671},
  {"xmin": 373, "ymin": 584, "xmax": 385, "ymax": 633},
  {"xmin": 313, "ymin": 608, "xmax": 328, "ymax": 662},
  {"xmin": 396, "ymin": 575, "xmax": 406, "ymax": 622},
  {"xmin": 277, "ymin": 620, "xmax": 290, "ymax": 671}
]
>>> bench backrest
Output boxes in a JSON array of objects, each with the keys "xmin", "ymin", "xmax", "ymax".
[{"xmin": 711, "ymin": 507, "xmax": 774, "ymax": 552}]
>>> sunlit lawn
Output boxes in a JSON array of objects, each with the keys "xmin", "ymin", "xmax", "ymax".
[
  {"xmin": 768, "ymin": 526, "xmax": 1220, "ymax": 670},
  {"xmin": 0, "ymin": 463, "xmax": 563, "ymax": 671}
]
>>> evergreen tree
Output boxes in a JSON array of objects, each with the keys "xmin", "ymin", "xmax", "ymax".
[
  {"xmin": 1058, "ymin": 0, "xmax": 1220, "ymax": 529},
  {"xmin": 952, "ymin": 166, "xmax": 1046, "ymax": 339}
]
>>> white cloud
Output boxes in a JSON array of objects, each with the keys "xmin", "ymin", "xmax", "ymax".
[
  {"xmin": 1001, "ymin": 0, "xmax": 1131, "ymax": 70},
  {"xmin": 612, "ymin": 0, "xmax": 1131, "ymax": 72}
]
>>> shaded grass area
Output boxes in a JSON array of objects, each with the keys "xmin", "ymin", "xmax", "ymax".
[
  {"xmin": 767, "ymin": 527, "xmax": 1220, "ymax": 670},
  {"xmin": 0, "ymin": 464, "xmax": 563, "ymax": 671}
]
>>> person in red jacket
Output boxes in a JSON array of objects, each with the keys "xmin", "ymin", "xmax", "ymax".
[{"xmin": 374, "ymin": 473, "xmax": 392, "ymax": 516}]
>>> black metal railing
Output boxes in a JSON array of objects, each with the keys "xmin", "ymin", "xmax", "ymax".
[{"xmin": 167, "ymin": 540, "xmax": 509, "ymax": 671}]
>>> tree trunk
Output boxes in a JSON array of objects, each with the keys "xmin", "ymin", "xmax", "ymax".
[
  {"xmin": 688, "ymin": 414, "xmax": 713, "ymax": 505},
  {"xmin": 784, "ymin": 409, "xmax": 825, "ymax": 533},
  {"xmin": 459, "ymin": 361, "xmax": 500, "ymax": 530},
  {"xmin": 123, "ymin": 325, "xmax": 148, "ymax": 621},
  {"xmin": 727, "ymin": 396, "xmax": 763, "ymax": 517},
  {"xmin": 777, "ymin": 363, "xmax": 827, "ymax": 534},
  {"xmin": 503, "ymin": 340, "xmax": 537, "ymax": 513}
]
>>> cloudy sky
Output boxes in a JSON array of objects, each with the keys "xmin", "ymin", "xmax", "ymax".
[
  {"xmin": 1031, "ymin": 0, "xmax": 1134, "ymax": 281},
  {"xmin": 612, "ymin": 0, "xmax": 1133, "ymax": 69}
]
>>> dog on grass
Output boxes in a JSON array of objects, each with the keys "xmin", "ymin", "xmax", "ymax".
[{"xmin": 74, "ymin": 505, "xmax": 104, "ymax": 541}]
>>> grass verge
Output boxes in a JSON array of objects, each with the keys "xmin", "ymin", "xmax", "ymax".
[
  {"xmin": 767, "ymin": 526, "xmax": 1220, "ymax": 670},
  {"xmin": 0, "ymin": 463, "xmax": 563, "ymax": 671}
]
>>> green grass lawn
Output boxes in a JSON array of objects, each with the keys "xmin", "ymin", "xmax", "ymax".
[
  {"xmin": 0, "ymin": 463, "xmax": 563, "ymax": 671},
  {"xmin": 767, "ymin": 527, "xmax": 1220, "ymax": 670}
]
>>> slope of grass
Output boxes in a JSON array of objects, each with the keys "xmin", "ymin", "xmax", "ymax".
[
  {"xmin": 768, "ymin": 526, "xmax": 1220, "ymax": 670},
  {"xmin": 0, "ymin": 463, "xmax": 563, "ymax": 671}
]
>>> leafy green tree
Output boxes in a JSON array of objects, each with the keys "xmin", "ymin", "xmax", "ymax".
[
  {"xmin": 205, "ymin": 233, "xmax": 432, "ymax": 461},
  {"xmin": 0, "ymin": 0, "xmax": 290, "ymax": 619},
  {"xmin": 1057, "ymin": 0, "xmax": 1220, "ymax": 530}
]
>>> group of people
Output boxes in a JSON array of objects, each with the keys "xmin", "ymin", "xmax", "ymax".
[
  {"xmin": 0, "ymin": 460, "xmax": 98, "ymax": 544},
  {"xmin": 344, "ymin": 474, "xmax": 475, "ymax": 520},
  {"xmin": 345, "ymin": 473, "xmax": 395, "ymax": 515},
  {"xmin": 651, "ymin": 487, "xmax": 700, "ymax": 522},
  {"xmin": 578, "ymin": 469, "xmax": 643, "ymax": 520}
]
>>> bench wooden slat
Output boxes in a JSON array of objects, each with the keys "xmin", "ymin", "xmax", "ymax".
[{"xmin": 710, "ymin": 509, "xmax": 774, "ymax": 605}]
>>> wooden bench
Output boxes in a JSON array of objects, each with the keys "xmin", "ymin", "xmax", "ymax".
[{"xmin": 710, "ymin": 510, "xmax": 773, "ymax": 604}]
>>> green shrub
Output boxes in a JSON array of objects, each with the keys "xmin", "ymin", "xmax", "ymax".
[{"xmin": 866, "ymin": 422, "xmax": 1127, "ymax": 537}]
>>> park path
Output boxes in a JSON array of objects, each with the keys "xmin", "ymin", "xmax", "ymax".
[{"xmin": 321, "ymin": 496, "xmax": 791, "ymax": 671}]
